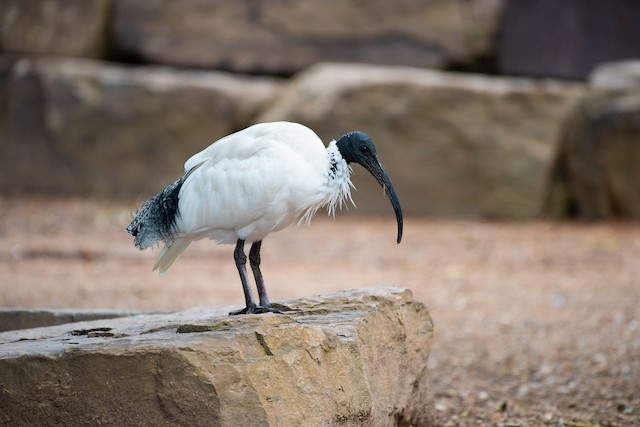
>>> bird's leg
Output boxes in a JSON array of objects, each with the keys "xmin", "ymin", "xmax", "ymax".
[
  {"xmin": 249, "ymin": 241, "xmax": 282, "ymax": 314},
  {"xmin": 229, "ymin": 239, "xmax": 258, "ymax": 315},
  {"xmin": 249, "ymin": 241, "xmax": 269, "ymax": 306},
  {"xmin": 229, "ymin": 239, "xmax": 280, "ymax": 315}
]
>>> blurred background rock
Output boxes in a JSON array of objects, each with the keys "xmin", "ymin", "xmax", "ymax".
[{"xmin": 1, "ymin": 0, "xmax": 639, "ymax": 220}]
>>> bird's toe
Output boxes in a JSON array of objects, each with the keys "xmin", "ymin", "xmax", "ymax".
[
  {"xmin": 229, "ymin": 305, "xmax": 253, "ymax": 315},
  {"xmin": 229, "ymin": 304, "xmax": 283, "ymax": 315},
  {"xmin": 253, "ymin": 305, "xmax": 283, "ymax": 314}
]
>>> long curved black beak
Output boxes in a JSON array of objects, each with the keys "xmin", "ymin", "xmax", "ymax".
[{"xmin": 362, "ymin": 159, "xmax": 403, "ymax": 243}]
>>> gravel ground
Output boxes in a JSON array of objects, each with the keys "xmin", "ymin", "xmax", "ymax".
[{"xmin": 1, "ymin": 197, "xmax": 639, "ymax": 426}]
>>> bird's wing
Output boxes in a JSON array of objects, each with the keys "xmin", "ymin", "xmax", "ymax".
[
  {"xmin": 183, "ymin": 122, "xmax": 326, "ymax": 172},
  {"xmin": 174, "ymin": 122, "xmax": 328, "ymax": 242}
]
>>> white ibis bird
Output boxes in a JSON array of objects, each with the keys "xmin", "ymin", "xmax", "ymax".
[{"xmin": 127, "ymin": 121, "xmax": 402, "ymax": 314}]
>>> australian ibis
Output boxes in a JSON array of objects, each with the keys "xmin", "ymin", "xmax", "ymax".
[{"xmin": 127, "ymin": 121, "xmax": 403, "ymax": 314}]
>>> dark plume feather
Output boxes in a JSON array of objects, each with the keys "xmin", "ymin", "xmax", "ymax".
[{"xmin": 126, "ymin": 175, "xmax": 186, "ymax": 250}]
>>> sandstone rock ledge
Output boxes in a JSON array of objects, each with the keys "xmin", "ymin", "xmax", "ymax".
[{"xmin": 0, "ymin": 288, "xmax": 434, "ymax": 427}]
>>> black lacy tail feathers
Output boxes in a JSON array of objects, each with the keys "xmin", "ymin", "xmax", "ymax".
[
  {"xmin": 127, "ymin": 163, "xmax": 204, "ymax": 250},
  {"xmin": 126, "ymin": 175, "xmax": 185, "ymax": 250}
]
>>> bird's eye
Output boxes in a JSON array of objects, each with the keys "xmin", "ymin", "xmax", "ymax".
[{"xmin": 360, "ymin": 145, "xmax": 369, "ymax": 153}]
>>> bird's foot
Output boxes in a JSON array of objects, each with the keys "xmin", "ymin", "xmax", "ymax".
[
  {"xmin": 229, "ymin": 304, "xmax": 283, "ymax": 315},
  {"xmin": 269, "ymin": 302, "xmax": 296, "ymax": 313}
]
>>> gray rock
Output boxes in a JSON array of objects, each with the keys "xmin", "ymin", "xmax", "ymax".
[
  {"xmin": 0, "ymin": 309, "xmax": 140, "ymax": 333},
  {"xmin": 551, "ymin": 90, "xmax": 640, "ymax": 219},
  {"xmin": 0, "ymin": 288, "xmax": 435, "ymax": 427},
  {"xmin": 0, "ymin": 55, "xmax": 78, "ymax": 195},
  {"xmin": 0, "ymin": 0, "xmax": 110, "ymax": 58},
  {"xmin": 112, "ymin": 0, "xmax": 502, "ymax": 74},
  {"xmin": 589, "ymin": 60, "xmax": 640, "ymax": 91},
  {"xmin": 0, "ymin": 56, "xmax": 282, "ymax": 195},
  {"xmin": 260, "ymin": 63, "xmax": 585, "ymax": 219}
]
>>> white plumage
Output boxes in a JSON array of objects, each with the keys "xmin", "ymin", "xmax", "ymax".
[
  {"xmin": 153, "ymin": 122, "xmax": 352, "ymax": 273},
  {"xmin": 127, "ymin": 121, "xmax": 402, "ymax": 314}
]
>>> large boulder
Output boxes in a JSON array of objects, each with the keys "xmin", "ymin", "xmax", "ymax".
[
  {"xmin": 550, "ymin": 89, "xmax": 640, "ymax": 219},
  {"xmin": 0, "ymin": 56, "xmax": 281, "ymax": 196},
  {"xmin": 0, "ymin": 0, "xmax": 110, "ymax": 58},
  {"xmin": 0, "ymin": 288, "xmax": 435, "ymax": 427},
  {"xmin": 0, "ymin": 55, "xmax": 68, "ymax": 194},
  {"xmin": 112, "ymin": 0, "xmax": 503, "ymax": 74},
  {"xmin": 260, "ymin": 63, "xmax": 585, "ymax": 219}
]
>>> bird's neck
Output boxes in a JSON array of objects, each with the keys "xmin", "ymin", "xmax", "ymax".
[
  {"xmin": 324, "ymin": 141, "xmax": 354, "ymax": 216},
  {"xmin": 298, "ymin": 141, "xmax": 354, "ymax": 226}
]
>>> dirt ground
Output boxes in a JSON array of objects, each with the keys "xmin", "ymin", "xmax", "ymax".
[{"xmin": 1, "ymin": 196, "xmax": 638, "ymax": 427}]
